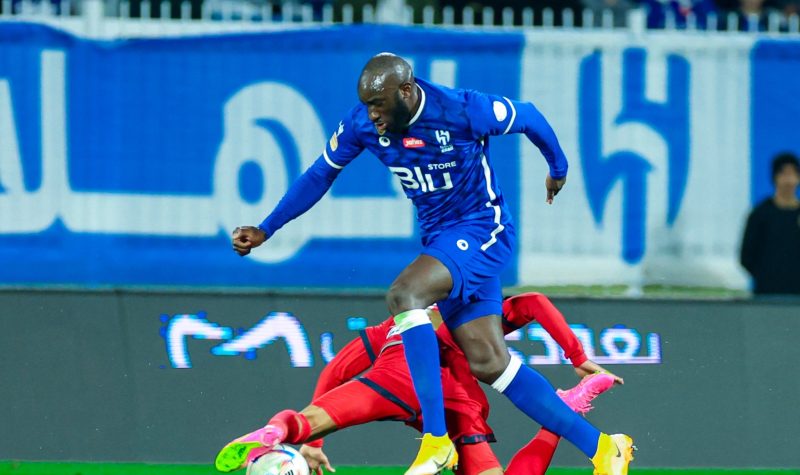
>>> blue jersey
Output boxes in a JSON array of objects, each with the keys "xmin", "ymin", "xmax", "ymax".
[{"xmin": 259, "ymin": 78, "xmax": 568, "ymax": 241}]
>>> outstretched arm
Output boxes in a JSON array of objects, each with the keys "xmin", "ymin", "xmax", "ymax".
[
  {"xmin": 232, "ymin": 157, "xmax": 340, "ymax": 256},
  {"xmin": 503, "ymin": 293, "xmax": 623, "ymax": 383},
  {"xmin": 232, "ymin": 110, "xmax": 364, "ymax": 255},
  {"xmin": 501, "ymin": 292, "xmax": 587, "ymax": 367},
  {"xmin": 258, "ymin": 156, "xmax": 342, "ymax": 238}
]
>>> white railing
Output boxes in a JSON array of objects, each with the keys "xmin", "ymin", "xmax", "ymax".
[{"xmin": 1, "ymin": 0, "xmax": 799, "ymax": 38}]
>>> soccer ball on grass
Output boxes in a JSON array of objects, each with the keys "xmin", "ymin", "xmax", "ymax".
[{"xmin": 246, "ymin": 444, "xmax": 310, "ymax": 475}]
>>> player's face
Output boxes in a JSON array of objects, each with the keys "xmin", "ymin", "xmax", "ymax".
[{"xmin": 361, "ymin": 85, "xmax": 412, "ymax": 135}]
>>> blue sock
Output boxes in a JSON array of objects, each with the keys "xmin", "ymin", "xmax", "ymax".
[
  {"xmin": 395, "ymin": 309, "xmax": 447, "ymax": 437},
  {"xmin": 493, "ymin": 357, "xmax": 600, "ymax": 458}
]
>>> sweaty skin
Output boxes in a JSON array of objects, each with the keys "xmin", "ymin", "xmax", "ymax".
[{"xmin": 357, "ymin": 54, "xmax": 419, "ymax": 136}]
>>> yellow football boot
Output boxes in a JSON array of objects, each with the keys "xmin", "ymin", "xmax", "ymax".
[
  {"xmin": 404, "ymin": 433, "xmax": 459, "ymax": 475},
  {"xmin": 591, "ymin": 433, "xmax": 635, "ymax": 475}
]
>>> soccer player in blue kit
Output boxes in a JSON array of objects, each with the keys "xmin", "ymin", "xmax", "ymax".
[{"xmin": 231, "ymin": 54, "xmax": 634, "ymax": 475}]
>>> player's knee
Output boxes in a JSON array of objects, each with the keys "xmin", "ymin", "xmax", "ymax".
[
  {"xmin": 468, "ymin": 351, "xmax": 511, "ymax": 384},
  {"xmin": 386, "ymin": 281, "xmax": 426, "ymax": 314}
]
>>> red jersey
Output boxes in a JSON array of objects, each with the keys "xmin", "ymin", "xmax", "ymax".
[{"xmin": 309, "ymin": 292, "xmax": 586, "ymax": 444}]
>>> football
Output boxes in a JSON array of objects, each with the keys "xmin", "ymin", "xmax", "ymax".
[{"xmin": 246, "ymin": 445, "xmax": 310, "ymax": 475}]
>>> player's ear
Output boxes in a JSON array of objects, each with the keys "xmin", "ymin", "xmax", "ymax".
[{"xmin": 399, "ymin": 82, "xmax": 413, "ymax": 99}]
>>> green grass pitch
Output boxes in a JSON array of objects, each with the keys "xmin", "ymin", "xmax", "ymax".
[{"xmin": 1, "ymin": 462, "xmax": 797, "ymax": 475}]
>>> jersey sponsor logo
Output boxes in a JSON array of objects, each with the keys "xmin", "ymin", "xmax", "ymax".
[
  {"xmin": 402, "ymin": 137, "xmax": 426, "ymax": 148},
  {"xmin": 435, "ymin": 129, "xmax": 454, "ymax": 153},
  {"xmin": 428, "ymin": 161, "xmax": 456, "ymax": 171},
  {"xmin": 379, "ymin": 136, "xmax": 391, "ymax": 147},
  {"xmin": 389, "ymin": 166, "xmax": 454, "ymax": 193}
]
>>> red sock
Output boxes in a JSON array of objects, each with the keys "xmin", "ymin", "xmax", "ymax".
[
  {"xmin": 505, "ymin": 429, "xmax": 561, "ymax": 475},
  {"xmin": 267, "ymin": 410, "xmax": 311, "ymax": 444}
]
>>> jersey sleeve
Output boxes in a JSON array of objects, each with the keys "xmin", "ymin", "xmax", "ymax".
[
  {"xmin": 257, "ymin": 109, "xmax": 364, "ymax": 238},
  {"xmin": 502, "ymin": 293, "xmax": 587, "ymax": 367},
  {"xmin": 466, "ymin": 90, "xmax": 568, "ymax": 179},
  {"xmin": 322, "ymin": 106, "xmax": 365, "ymax": 170}
]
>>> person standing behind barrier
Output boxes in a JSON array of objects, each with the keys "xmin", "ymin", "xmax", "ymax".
[{"xmin": 740, "ymin": 152, "xmax": 800, "ymax": 296}]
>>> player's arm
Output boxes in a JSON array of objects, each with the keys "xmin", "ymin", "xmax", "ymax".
[
  {"xmin": 502, "ymin": 293, "xmax": 587, "ymax": 367},
  {"xmin": 467, "ymin": 91, "xmax": 568, "ymax": 203},
  {"xmin": 232, "ymin": 111, "xmax": 365, "ymax": 256},
  {"xmin": 740, "ymin": 207, "xmax": 763, "ymax": 275},
  {"xmin": 503, "ymin": 293, "xmax": 624, "ymax": 384}
]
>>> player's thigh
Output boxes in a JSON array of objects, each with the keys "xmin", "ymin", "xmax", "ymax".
[
  {"xmin": 310, "ymin": 380, "xmax": 410, "ymax": 429},
  {"xmin": 454, "ymin": 442, "xmax": 502, "ymax": 475},
  {"xmin": 388, "ymin": 254, "xmax": 453, "ymax": 310},
  {"xmin": 422, "ymin": 222, "xmax": 515, "ymax": 303}
]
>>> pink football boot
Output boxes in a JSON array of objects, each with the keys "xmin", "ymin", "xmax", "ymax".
[
  {"xmin": 215, "ymin": 424, "xmax": 286, "ymax": 472},
  {"xmin": 557, "ymin": 372, "xmax": 616, "ymax": 414}
]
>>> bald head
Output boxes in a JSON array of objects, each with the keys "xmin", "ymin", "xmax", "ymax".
[
  {"xmin": 358, "ymin": 53, "xmax": 414, "ymax": 94},
  {"xmin": 358, "ymin": 53, "xmax": 420, "ymax": 135}
]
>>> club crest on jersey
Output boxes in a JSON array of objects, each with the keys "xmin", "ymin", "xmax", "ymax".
[
  {"xmin": 379, "ymin": 136, "xmax": 391, "ymax": 147},
  {"xmin": 435, "ymin": 130, "xmax": 453, "ymax": 153},
  {"xmin": 403, "ymin": 137, "xmax": 426, "ymax": 148}
]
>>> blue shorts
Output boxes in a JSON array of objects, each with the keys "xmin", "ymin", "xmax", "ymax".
[{"xmin": 421, "ymin": 220, "xmax": 516, "ymax": 329}]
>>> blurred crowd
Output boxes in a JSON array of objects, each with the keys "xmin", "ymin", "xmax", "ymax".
[
  {"xmin": 425, "ymin": 0, "xmax": 800, "ymax": 29},
  {"xmin": 4, "ymin": 0, "xmax": 800, "ymax": 30}
]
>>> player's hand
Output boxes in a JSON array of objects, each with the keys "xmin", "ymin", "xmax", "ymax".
[
  {"xmin": 545, "ymin": 174, "xmax": 566, "ymax": 204},
  {"xmin": 231, "ymin": 226, "xmax": 266, "ymax": 256},
  {"xmin": 300, "ymin": 445, "xmax": 336, "ymax": 475},
  {"xmin": 575, "ymin": 359, "xmax": 624, "ymax": 385}
]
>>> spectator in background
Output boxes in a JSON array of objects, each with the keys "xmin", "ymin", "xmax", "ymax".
[
  {"xmin": 731, "ymin": 0, "xmax": 770, "ymax": 30},
  {"xmin": 581, "ymin": 0, "xmax": 636, "ymax": 27},
  {"xmin": 778, "ymin": 0, "xmax": 800, "ymax": 16},
  {"xmin": 740, "ymin": 152, "xmax": 800, "ymax": 296},
  {"xmin": 642, "ymin": 0, "xmax": 718, "ymax": 29}
]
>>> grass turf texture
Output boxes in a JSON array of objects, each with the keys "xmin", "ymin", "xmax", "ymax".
[{"xmin": 1, "ymin": 463, "xmax": 796, "ymax": 475}]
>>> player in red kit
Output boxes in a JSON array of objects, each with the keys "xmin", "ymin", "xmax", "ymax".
[{"xmin": 215, "ymin": 293, "xmax": 623, "ymax": 475}]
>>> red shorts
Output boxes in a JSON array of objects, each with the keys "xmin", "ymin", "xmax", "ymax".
[
  {"xmin": 455, "ymin": 442, "xmax": 502, "ymax": 475},
  {"xmin": 311, "ymin": 379, "xmax": 411, "ymax": 428},
  {"xmin": 314, "ymin": 345, "xmax": 494, "ymax": 444}
]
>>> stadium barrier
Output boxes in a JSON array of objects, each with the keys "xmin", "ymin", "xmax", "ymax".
[
  {"xmin": 0, "ymin": 288, "xmax": 798, "ymax": 468},
  {"xmin": 2, "ymin": 0, "xmax": 800, "ymax": 37},
  {"xmin": 2, "ymin": 23, "xmax": 799, "ymax": 290}
]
